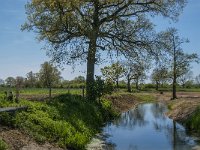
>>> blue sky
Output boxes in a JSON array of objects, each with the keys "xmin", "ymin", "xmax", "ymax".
[{"xmin": 0, "ymin": 0, "xmax": 199, "ymax": 80}]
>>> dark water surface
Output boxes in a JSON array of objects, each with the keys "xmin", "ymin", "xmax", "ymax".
[{"xmin": 103, "ymin": 103, "xmax": 200, "ymax": 150}]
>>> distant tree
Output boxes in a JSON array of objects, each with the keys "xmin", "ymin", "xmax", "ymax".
[
  {"xmin": 159, "ymin": 28, "xmax": 199, "ymax": 99},
  {"xmin": 101, "ymin": 62, "xmax": 124, "ymax": 88},
  {"xmin": 73, "ymin": 76, "xmax": 86, "ymax": 83},
  {"xmin": 151, "ymin": 67, "xmax": 169, "ymax": 90},
  {"xmin": 15, "ymin": 76, "xmax": 25, "ymax": 102},
  {"xmin": 26, "ymin": 71, "xmax": 36, "ymax": 88},
  {"xmin": 195, "ymin": 74, "xmax": 200, "ymax": 87},
  {"xmin": 0, "ymin": 79, "xmax": 4, "ymax": 86},
  {"xmin": 23, "ymin": 0, "xmax": 187, "ymax": 101},
  {"xmin": 39, "ymin": 62, "xmax": 61, "ymax": 100},
  {"xmin": 123, "ymin": 59, "xmax": 149, "ymax": 92},
  {"xmin": 178, "ymin": 70, "xmax": 193, "ymax": 88},
  {"xmin": 5, "ymin": 77, "xmax": 16, "ymax": 87}
]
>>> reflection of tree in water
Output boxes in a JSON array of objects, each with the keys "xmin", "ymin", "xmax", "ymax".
[
  {"xmin": 151, "ymin": 103, "xmax": 167, "ymax": 120},
  {"xmin": 113, "ymin": 105, "xmax": 148, "ymax": 129},
  {"xmin": 128, "ymin": 144, "xmax": 138, "ymax": 150},
  {"xmin": 153, "ymin": 116, "xmax": 195, "ymax": 150}
]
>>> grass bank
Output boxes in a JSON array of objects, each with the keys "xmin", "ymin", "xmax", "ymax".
[
  {"xmin": 185, "ymin": 107, "xmax": 200, "ymax": 134},
  {"xmin": 0, "ymin": 94, "xmax": 117, "ymax": 150},
  {"xmin": 166, "ymin": 97, "xmax": 200, "ymax": 136},
  {"xmin": 0, "ymin": 139, "xmax": 8, "ymax": 150}
]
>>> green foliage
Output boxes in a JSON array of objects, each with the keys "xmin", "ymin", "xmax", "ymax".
[
  {"xmin": 39, "ymin": 61, "xmax": 61, "ymax": 88},
  {"xmin": 94, "ymin": 76, "xmax": 114, "ymax": 100},
  {"xmin": 185, "ymin": 107, "xmax": 200, "ymax": 133},
  {"xmin": 101, "ymin": 62, "xmax": 124, "ymax": 86},
  {"xmin": 134, "ymin": 93, "xmax": 155, "ymax": 102},
  {"xmin": 0, "ymin": 94, "xmax": 116, "ymax": 149},
  {"xmin": 0, "ymin": 139, "xmax": 8, "ymax": 150}
]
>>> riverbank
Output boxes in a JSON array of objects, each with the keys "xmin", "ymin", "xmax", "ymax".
[
  {"xmin": 2, "ymin": 91, "xmax": 198, "ymax": 150},
  {"xmin": 0, "ymin": 94, "xmax": 117, "ymax": 150},
  {"xmin": 154, "ymin": 91, "xmax": 200, "ymax": 135}
]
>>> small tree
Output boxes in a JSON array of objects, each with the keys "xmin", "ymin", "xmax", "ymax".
[
  {"xmin": 73, "ymin": 76, "xmax": 86, "ymax": 84},
  {"xmin": 101, "ymin": 62, "xmax": 124, "ymax": 88},
  {"xmin": 195, "ymin": 74, "xmax": 200, "ymax": 88},
  {"xmin": 26, "ymin": 71, "xmax": 36, "ymax": 88},
  {"xmin": 94, "ymin": 76, "xmax": 114, "ymax": 103},
  {"xmin": 178, "ymin": 70, "xmax": 193, "ymax": 88},
  {"xmin": 151, "ymin": 67, "xmax": 169, "ymax": 90},
  {"xmin": 15, "ymin": 76, "xmax": 24, "ymax": 102},
  {"xmin": 5, "ymin": 77, "xmax": 16, "ymax": 88},
  {"xmin": 39, "ymin": 62, "xmax": 61, "ymax": 100},
  {"xmin": 123, "ymin": 60, "xmax": 148, "ymax": 92}
]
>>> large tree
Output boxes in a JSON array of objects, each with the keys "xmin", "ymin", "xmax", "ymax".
[
  {"xmin": 158, "ymin": 28, "xmax": 199, "ymax": 99},
  {"xmin": 23, "ymin": 0, "xmax": 187, "ymax": 100},
  {"xmin": 39, "ymin": 62, "xmax": 61, "ymax": 99}
]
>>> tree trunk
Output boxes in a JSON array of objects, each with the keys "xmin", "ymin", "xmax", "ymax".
[
  {"xmin": 136, "ymin": 80, "xmax": 139, "ymax": 90},
  {"xmin": 172, "ymin": 76, "xmax": 177, "ymax": 99},
  {"xmin": 156, "ymin": 81, "xmax": 159, "ymax": 91},
  {"xmin": 116, "ymin": 78, "xmax": 119, "ymax": 89},
  {"xmin": 86, "ymin": 38, "xmax": 97, "ymax": 101},
  {"xmin": 127, "ymin": 75, "xmax": 131, "ymax": 93},
  {"xmin": 172, "ymin": 35, "xmax": 177, "ymax": 100}
]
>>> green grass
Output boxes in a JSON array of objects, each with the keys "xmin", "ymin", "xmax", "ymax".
[
  {"xmin": 0, "ymin": 94, "xmax": 116, "ymax": 150},
  {"xmin": 185, "ymin": 107, "xmax": 200, "ymax": 133},
  {"xmin": 133, "ymin": 93, "xmax": 156, "ymax": 102},
  {"xmin": 0, "ymin": 87, "xmax": 82, "ymax": 95},
  {"xmin": 0, "ymin": 139, "xmax": 8, "ymax": 150}
]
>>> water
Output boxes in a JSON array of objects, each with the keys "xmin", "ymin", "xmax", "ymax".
[{"xmin": 103, "ymin": 103, "xmax": 200, "ymax": 150}]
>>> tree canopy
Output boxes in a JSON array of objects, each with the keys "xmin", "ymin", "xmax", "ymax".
[{"xmin": 23, "ymin": 0, "xmax": 187, "ymax": 100}]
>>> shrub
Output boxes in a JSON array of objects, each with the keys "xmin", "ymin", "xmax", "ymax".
[{"xmin": 0, "ymin": 139, "xmax": 8, "ymax": 150}]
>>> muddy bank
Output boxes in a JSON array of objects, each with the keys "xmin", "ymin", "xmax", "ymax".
[
  {"xmin": 105, "ymin": 93, "xmax": 152, "ymax": 113},
  {"xmin": 0, "ymin": 126, "xmax": 63, "ymax": 150},
  {"xmin": 155, "ymin": 92, "xmax": 200, "ymax": 122}
]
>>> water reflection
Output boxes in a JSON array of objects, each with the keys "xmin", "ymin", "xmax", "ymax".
[{"xmin": 103, "ymin": 103, "xmax": 199, "ymax": 150}]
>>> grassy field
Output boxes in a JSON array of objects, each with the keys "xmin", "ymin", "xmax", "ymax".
[{"xmin": 0, "ymin": 87, "xmax": 83, "ymax": 95}]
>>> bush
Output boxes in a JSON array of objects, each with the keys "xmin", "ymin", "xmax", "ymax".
[{"xmin": 0, "ymin": 139, "xmax": 8, "ymax": 150}]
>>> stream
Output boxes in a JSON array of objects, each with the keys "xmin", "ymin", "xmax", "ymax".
[{"xmin": 100, "ymin": 103, "xmax": 200, "ymax": 150}]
